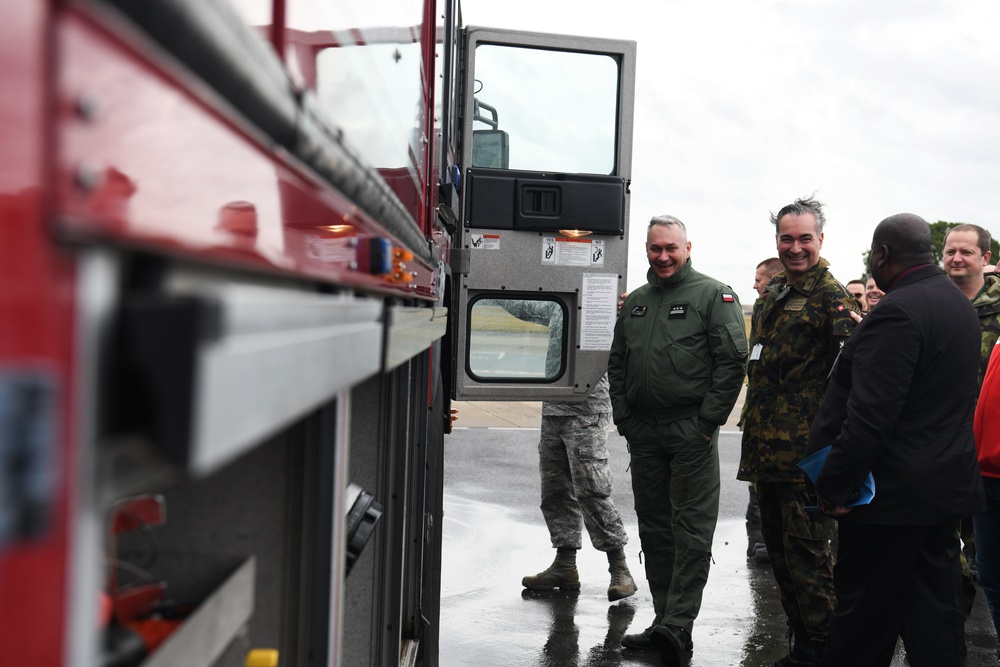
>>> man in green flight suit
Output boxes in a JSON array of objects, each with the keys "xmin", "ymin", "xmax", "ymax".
[
  {"xmin": 739, "ymin": 196, "xmax": 859, "ymax": 667},
  {"xmin": 610, "ymin": 215, "xmax": 748, "ymax": 667}
]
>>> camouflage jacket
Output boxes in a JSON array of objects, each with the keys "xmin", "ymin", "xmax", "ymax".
[
  {"xmin": 738, "ymin": 258, "xmax": 859, "ymax": 482},
  {"xmin": 974, "ymin": 273, "xmax": 1000, "ymax": 389}
]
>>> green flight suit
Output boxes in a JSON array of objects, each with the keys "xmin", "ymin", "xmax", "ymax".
[{"xmin": 609, "ymin": 261, "xmax": 747, "ymax": 632}]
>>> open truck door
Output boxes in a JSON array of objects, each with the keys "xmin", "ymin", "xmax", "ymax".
[{"xmin": 453, "ymin": 27, "xmax": 637, "ymax": 402}]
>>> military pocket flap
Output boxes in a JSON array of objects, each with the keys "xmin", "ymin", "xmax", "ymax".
[{"xmin": 668, "ymin": 345, "xmax": 710, "ymax": 379}]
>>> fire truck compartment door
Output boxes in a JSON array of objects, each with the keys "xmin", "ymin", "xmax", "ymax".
[{"xmin": 453, "ymin": 28, "xmax": 636, "ymax": 402}]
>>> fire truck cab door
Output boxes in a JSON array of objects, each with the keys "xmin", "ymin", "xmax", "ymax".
[{"xmin": 453, "ymin": 28, "xmax": 636, "ymax": 403}]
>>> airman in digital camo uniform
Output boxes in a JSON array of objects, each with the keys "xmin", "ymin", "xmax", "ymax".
[{"xmin": 497, "ymin": 299, "xmax": 637, "ymax": 602}]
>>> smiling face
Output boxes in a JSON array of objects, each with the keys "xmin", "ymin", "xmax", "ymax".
[
  {"xmin": 865, "ymin": 276, "xmax": 884, "ymax": 308},
  {"xmin": 646, "ymin": 223, "xmax": 691, "ymax": 282},
  {"xmin": 776, "ymin": 213, "xmax": 823, "ymax": 281},
  {"xmin": 846, "ymin": 281, "xmax": 867, "ymax": 310}
]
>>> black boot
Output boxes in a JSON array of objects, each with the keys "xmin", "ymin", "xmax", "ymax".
[
  {"xmin": 522, "ymin": 547, "xmax": 580, "ymax": 591},
  {"xmin": 622, "ymin": 625, "xmax": 656, "ymax": 650},
  {"xmin": 764, "ymin": 628, "xmax": 811, "ymax": 667},
  {"xmin": 649, "ymin": 624, "xmax": 693, "ymax": 667}
]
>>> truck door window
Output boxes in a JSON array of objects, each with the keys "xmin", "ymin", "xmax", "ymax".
[
  {"xmin": 472, "ymin": 45, "xmax": 619, "ymax": 175},
  {"xmin": 468, "ymin": 297, "xmax": 566, "ymax": 381}
]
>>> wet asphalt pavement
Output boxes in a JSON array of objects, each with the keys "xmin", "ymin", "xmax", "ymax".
[{"xmin": 440, "ymin": 426, "xmax": 999, "ymax": 666}]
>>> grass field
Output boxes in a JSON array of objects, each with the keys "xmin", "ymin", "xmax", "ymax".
[{"xmin": 473, "ymin": 305, "xmax": 754, "ymax": 341}]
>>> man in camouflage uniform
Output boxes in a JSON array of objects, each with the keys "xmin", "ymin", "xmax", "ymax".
[
  {"xmin": 745, "ymin": 257, "xmax": 784, "ymax": 564},
  {"xmin": 739, "ymin": 197, "xmax": 859, "ymax": 667},
  {"xmin": 944, "ymin": 224, "xmax": 1000, "ymax": 389},
  {"xmin": 610, "ymin": 215, "xmax": 748, "ymax": 667},
  {"xmin": 943, "ymin": 223, "xmax": 1000, "ymax": 598},
  {"xmin": 498, "ymin": 299, "xmax": 637, "ymax": 602}
]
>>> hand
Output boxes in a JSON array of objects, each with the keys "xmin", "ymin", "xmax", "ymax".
[
  {"xmin": 818, "ymin": 497, "xmax": 851, "ymax": 517},
  {"xmin": 617, "ymin": 291, "xmax": 629, "ymax": 312},
  {"xmin": 849, "ymin": 310, "xmax": 863, "ymax": 324}
]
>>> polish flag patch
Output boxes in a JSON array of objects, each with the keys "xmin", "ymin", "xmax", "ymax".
[{"xmin": 722, "ymin": 293, "xmax": 735, "ymax": 302}]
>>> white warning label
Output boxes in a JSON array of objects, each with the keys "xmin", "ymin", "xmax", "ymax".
[
  {"xmin": 541, "ymin": 237, "xmax": 605, "ymax": 267},
  {"xmin": 470, "ymin": 233, "xmax": 501, "ymax": 250}
]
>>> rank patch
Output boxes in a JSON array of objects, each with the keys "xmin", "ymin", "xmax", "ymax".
[
  {"xmin": 669, "ymin": 304, "xmax": 688, "ymax": 319},
  {"xmin": 784, "ymin": 297, "xmax": 808, "ymax": 312}
]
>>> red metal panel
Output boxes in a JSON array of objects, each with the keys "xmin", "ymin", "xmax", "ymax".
[
  {"xmin": 0, "ymin": 2, "xmax": 76, "ymax": 665},
  {"xmin": 55, "ymin": 9, "xmax": 438, "ymax": 298}
]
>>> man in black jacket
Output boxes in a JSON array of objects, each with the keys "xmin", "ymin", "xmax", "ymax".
[{"xmin": 807, "ymin": 213, "xmax": 985, "ymax": 667}]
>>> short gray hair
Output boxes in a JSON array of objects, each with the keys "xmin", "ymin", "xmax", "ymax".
[
  {"xmin": 770, "ymin": 196, "xmax": 826, "ymax": 233},
  {"xmin": 648, "ymin": 215, "xmax": 687, "ymax": 241}
]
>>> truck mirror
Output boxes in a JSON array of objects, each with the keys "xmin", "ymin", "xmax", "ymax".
[{"xmin": 472, "ymin": 129, "xmax": 509, "ymax": 169}]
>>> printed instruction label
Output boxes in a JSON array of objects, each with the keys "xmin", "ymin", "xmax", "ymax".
[
  {"xmin": 579, "ymin": 273, "xmax": 617, "ymax": 350},
  {"xmin": 542, "ymin": 237, "xmax": 605, "ymax": 267},
  {"xmin": 470, "ymin": 233, "xmax": 501, "ymax": 250}
]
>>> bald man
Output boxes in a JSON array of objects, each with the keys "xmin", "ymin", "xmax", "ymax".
[{"xmin": 808, "ymin": 213, "xmax": 985, "ymax": 667}]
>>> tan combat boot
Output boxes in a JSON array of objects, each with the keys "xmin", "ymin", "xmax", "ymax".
[
  {"xmin": 607, "ymin": 548, "xmax": 637, "ymax": 601},
  {"xmin": 522, "ymin": 547, "xmax": 580, "ymax": 591}
]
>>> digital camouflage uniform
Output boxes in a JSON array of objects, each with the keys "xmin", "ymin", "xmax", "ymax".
[
  {"xmin": 498, "ymin": 299, "xmax": 628, "ymax": 553},
  {"xmin": 738, "ymin": 258, "xmax": 858, "ymax": 645},
  {"xmin": 539, "ymin": 377, "xmax": 628, "ymax": 551},
  {"xmin": 609, "ymin": 261, "xmax": 748, "ymax": 632}
]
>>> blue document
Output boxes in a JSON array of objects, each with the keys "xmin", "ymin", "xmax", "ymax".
[{"xmin": 798, "ymin": 445, "xmax": 876, "ymax": 508}]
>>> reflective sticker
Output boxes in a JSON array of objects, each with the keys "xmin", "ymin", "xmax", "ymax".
[{"xmin": 0, "ymin": 369, "xmax": 57, "ymax": 547}]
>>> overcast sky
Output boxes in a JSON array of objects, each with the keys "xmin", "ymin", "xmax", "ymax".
[{"xmin": 459, "ymin": 0, "xmax": 1000, "ymax": 304}]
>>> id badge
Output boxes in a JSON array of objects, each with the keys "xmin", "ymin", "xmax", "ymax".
[{"xmin": 750, "ymin": 343, "xmax": 763, "ymax": 361}]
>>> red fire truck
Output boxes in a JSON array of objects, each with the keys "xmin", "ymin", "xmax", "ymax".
[{"xmin": 0, "ymin": 0, "xmax": 635, "ymax": 664}]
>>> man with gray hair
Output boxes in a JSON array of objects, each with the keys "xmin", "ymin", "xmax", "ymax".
[
  {"xmin": 739, "ymin": 196, "xmax": 859, "ymax": 666},
  {"xmin": 610, "ymin": 215, "xmax": 748, "ymax": 666}
]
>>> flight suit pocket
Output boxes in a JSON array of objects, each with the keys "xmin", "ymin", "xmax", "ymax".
[{"xmin": 668, "ymin": 345, "xmax": 710, "ymax": 379}]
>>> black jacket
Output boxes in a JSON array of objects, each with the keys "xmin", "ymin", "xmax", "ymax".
[{"xmin": 808, "ymin": 265, "xmax": 985, "ymax": 525}]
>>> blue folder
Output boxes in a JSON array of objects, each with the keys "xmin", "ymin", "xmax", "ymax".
[{"xmin": 798, "ymin": 445, "xmax": 876, "ymax": 509}]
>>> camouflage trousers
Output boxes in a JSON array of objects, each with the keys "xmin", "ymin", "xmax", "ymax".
[
  {"xmin": 757, "ymin": 481, "xmax": 836, "ymax": 641},
  {"xmin": 538, "ymin": 412, "xmax": 628, "ymax": 552}
]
